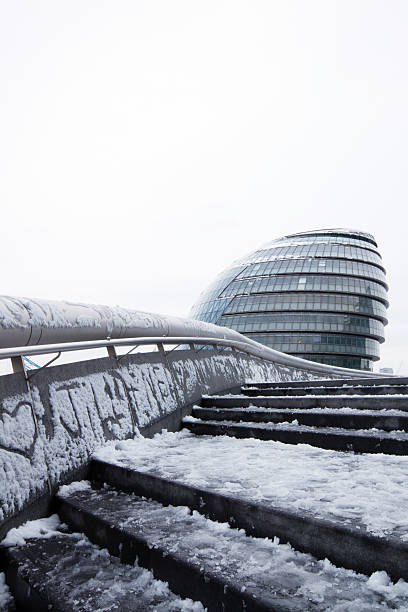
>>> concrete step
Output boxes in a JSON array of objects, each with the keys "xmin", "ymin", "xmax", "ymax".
[
  {"xmin": 56, "ymin": 485, "xmax": 285, "ymax": 611},
  {"xmin": 244, "ymin": 376, "xmax": 408, "ymax": 389},
  {"xmin": 2, "ymin": 528, "xmax": 201, "ymax": 611},
  {"xmin": 241, "ymin": 385, "xmax": 408, "ymax": 397},
  {"xmin": 192, "ymin": 406, "xmax": 408, "ymax": 431},
  {"xmin": 90, "ymin": 458, "xmax": 408, "ymax": 584},
  {"xmin": 52, "ymin": 482, "xmax": 357, "ymax": 612},
  {"xmin": 183, "ymin": 418, "xmax": 408, "ymax": 455},
  {"xmin": 201, "ymin": 394, "xmax": 408, "ymax": 411}
]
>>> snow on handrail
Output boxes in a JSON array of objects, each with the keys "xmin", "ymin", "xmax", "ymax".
[{"xmin": 0, "ymin": 295, "xmax": 389, "ymax": 379}]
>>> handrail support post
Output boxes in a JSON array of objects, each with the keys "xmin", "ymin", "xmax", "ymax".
[
  {"xmin": 107, "ymin": 345, "xmax": 117, "ymax": 359},
  {"xmin": 11, "ymin": 356, "xmax": 25, "ymax": 374}
]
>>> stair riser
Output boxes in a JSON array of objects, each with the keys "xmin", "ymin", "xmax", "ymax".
[
  {"xmin": 201, "ymin": 397, "xmax": 408, "ymax": 410},
  {"xmin": 185, "ymin": 421, "xmax": 408, "ymax": 455},
  {"xmin": 90, "ymin": 459, "xmax": 408, "ymax": 583},
  {"xmin": 241, "ymin": 387, "xmax": 408, "ymax": 397},
  {"xmin": 192, "ymin": 408, "xmax": 408, "ymax": 431},
  {"xmin": 56, "ymin": 496, "xmax": 271, "ymax": 612}
]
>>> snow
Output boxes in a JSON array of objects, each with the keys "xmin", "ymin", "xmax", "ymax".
[
  {"xmin": 199, "ymin": 405, "xmax": 408, "ymax": 416},
  {"xmin": 204, "ymin": 393, "xmax": 408, "ymax": 400},
  {"xmin": 367, "ymin": 571, "xmax": 408, "ymax": 598},
  {"xmin": 0, "ymin": 389, "xmax": 49, "ymax": 523},
  {"xmin": 57, "ymin": 482, "xmax": 408, "ymax": 611},
  {"xmin": 0, "ymin": 573, "xmax": 13, "ymax": 610},
  {"xmin": 1, "ymin": 514, "xmax": 63, "ymax": 547},
  {"xmin": 183, "ymin": 415, "xmax": 200, "ymax": 423},
  {"xmin": 58, "ymin": 480, "xmax": 91, "ymax": 497},
  {"xmin": 0, "ymin": 295, "xmax": 172, "ymax": 331},
  {"xmin": 242, "ymin": 384, "xmax": 403, "ymax": 390},
  {"xmin": 95, "ymin": 430, "xmax": 408, "ymax": 539},
  {"xmin": 0, "ymin": 514, "xmax": 204, "ymax": 611}
]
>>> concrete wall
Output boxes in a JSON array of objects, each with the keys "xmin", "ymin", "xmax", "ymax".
[{"xmin": 0, "ymin": 348, "xmax": 342, "ymax": 538}]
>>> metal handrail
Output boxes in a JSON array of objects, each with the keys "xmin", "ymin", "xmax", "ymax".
[
  {"xmin": 0, "ymin": 337, "xmax": 228, "ymax": 359},
  {"xmin": 0, "ymin": 294, "xmax": 394, "ymax": 379},
  {"xmin": 1, "ymin": 335, "xmax": 392, "ymax": 379}
]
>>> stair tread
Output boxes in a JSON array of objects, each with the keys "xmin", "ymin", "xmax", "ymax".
[
  {"xmin": 243, "ymin": 385, "xmax": 408, "ymax": 389},
  {"xmin": 240, "ymin": 386, "xmax": 408, "ymax": 396},
  {"xmin": 201, "ymin": 396, "xmax": 408, "ymax": 412},
  {"xmin": 184, "ymin": 417, "xmax": 408, "ymax": 440},
  {"xmin": 195, "ymin": 406, "xmax": 408, "ymax": 417},
  {"xmin": 204, "ymin": 394, "xmax": 408, "ymax": 399},
  {"xmin": 2, "ymin": 515, "xmax": 203, "ymax": 612},
  {"xmin": 94, "ymin": 432, "xmax": 408, "ymax": 544},
  {"xmin": 243, "ymin": 385, "xmax": 408, "ymax": 390},
  {"xmin": 244, "ymin": 378, "xmax": 408, "ymax": 388},
  {"xmin": 57, "ymin": 482, "xmax": 408, "ymax": 611}
]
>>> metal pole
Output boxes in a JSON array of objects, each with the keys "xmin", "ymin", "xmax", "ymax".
[
  {"xmin": 107, "ymin": 345, "xmax": 117, "ymax": 358},
  {"xmin": 11, "ymin": 356, "xmax": 25, "ymax": 374}
]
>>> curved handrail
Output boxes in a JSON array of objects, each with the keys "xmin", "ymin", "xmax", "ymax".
[
  {"xmin": 0, "ymin": 335, "xmax": 391, "ymax": 380},
  {"xmin": 0, "ymin": 295, "xmax": 392, "ymax": 379}
]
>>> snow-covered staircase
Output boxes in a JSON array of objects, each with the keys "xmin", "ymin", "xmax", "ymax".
[
  {"xmin": 5, "ymin": 457, "xmax": 408, "ymax": 611},
  {"xmin": 3, "ymin": 376, "xmax": 408, "ymax": 610},
  {"xmin": 183, "ymin": 377, "xmax": 408, "ymax": 455}
]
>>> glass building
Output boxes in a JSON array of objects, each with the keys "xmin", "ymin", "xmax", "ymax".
[{"xmin": 190, "ymin": 229, "xmax": 388, "ymax": 370}]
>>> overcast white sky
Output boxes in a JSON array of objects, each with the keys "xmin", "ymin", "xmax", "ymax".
[{"xmin": 0, "ymin": 1, "xmax": 407, "ymax": 373}]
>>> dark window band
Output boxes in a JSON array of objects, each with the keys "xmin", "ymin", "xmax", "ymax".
[{"xmin": 218, "ymin": 312, "xmax": 385, "ymax": 341}]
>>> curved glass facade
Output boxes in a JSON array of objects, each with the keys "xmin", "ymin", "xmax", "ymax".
[
  {"xmin": 190, "ymin": 228, "xmax": 389, "ymax": 370},
  {"xmin": 220, "ymin": 274, "xmax": 388, "ymax": 302},
  {"xmin": 218, "ymin": 313, "xmax": 384, "ymax": 340}
]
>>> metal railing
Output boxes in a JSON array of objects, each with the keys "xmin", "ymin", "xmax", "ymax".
[
  {"xmin": 0, "ymin": 294, "xmax": 392, "ymax": 380},
  {"xmin": 1, "ymin": 333, "xmax": 390, "ymax": 381}
]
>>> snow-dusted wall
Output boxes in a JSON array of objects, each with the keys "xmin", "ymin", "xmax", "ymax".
[{"xmin": 0, "ymin": 348, "xmax": 338, "ymax": 538}]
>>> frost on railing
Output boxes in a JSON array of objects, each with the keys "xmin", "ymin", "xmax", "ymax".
[
  {"xmin": 0, "ymin": 295, "xmax": 235, "ymax": 350},
  {"xmin": 0, "ymin": 295, "xmax": 387, "ymax": 380}
]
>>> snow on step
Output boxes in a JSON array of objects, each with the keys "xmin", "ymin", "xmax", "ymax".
[
  {"xmin": 184, "ymin": 417, "xmax": 408, "ymax": 456},
  {"xmin": 203, "ymin": 394, "xmax": 408, "ymax": 400},
  {"xmin": 246, "ymin": 406, "xmax": 408, "ymax": 415},
  {"xmin": 185, "ymin": 416, "xmax": 408, "ymax": 440},
  {"xmin": 94, "ymin": 431, "xmax": 408, "ymax": 541},
  {"xmin": 1, "ymin": 515, "xmax": 204, "ymax": 612},
  {"xmin": 201, "ymin": 395, "xmax": 408, "ymax": 412},
  {"xmin": 57, "ymin": 481, "xmax": 408, "ymax": 612},
  {"xmin": 191, "ymin": 406, "xmax": 408, "ymax": 432},
  {"xmin": 243, "ymin": 379, "xmax": 408, "ymax": 389},
  {"xmin": 0, "ymin": 573, "xmax": 14, "ymax": 611},
  {"xmin": 241, "ymin": 386, "xmax": 408, "ymax": 396},
  {"xmin": 195, "ymin": 406, "xmax": 408, "ymax": 416}
]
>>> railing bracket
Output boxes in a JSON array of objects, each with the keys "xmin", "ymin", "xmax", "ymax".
[
  {"xmin": 27, "ymin": 352, "xmax": 62, "ymax": 379},
  {"xmin": 117, "ymin": 345, "xmax": 139, "ymax": 362}
]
